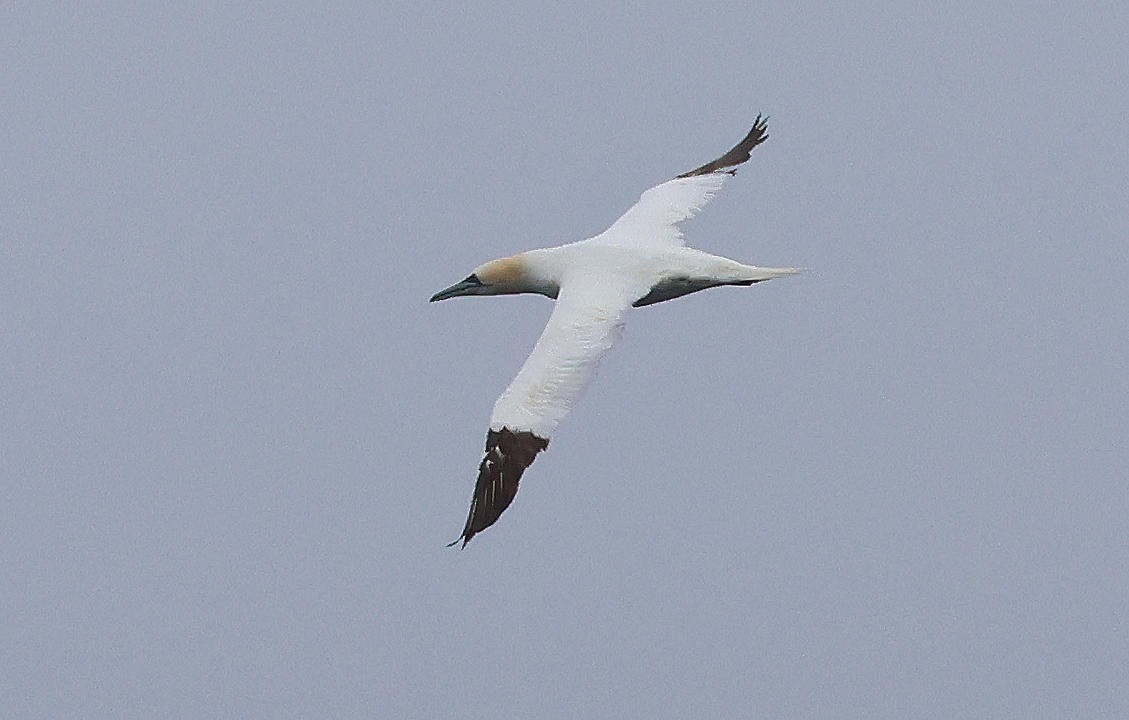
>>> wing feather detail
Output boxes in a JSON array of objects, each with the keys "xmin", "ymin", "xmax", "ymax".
[
  {"xmin": 449, "ymin": 428, "xmax": 548, "ymax": 548},
  {"xmin": 675, "ymin": 115, "xmax": 768, "ymax": 178},
  {"xmin": 591, "ymin": 116, "xmax": 768, "ymax": 249}
]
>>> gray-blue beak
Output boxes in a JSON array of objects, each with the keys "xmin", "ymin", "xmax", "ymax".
[{"xmin": 429, "ymin": 274, "xmax": 483, "ymax": 302}]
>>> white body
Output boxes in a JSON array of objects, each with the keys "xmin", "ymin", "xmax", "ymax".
[{"xmin": 488, "ymin": 169, "xmax": 799, "ymax": 438}]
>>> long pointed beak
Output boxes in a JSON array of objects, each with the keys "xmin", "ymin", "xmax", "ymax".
[{"xmin": 429, "ymin": 279, "xmax": 480, "ymax": 302}]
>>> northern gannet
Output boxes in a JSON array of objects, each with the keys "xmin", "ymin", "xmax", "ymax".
[{"xmin": 431, "ymin": 116, "xmax": 799, "ymax": 547}]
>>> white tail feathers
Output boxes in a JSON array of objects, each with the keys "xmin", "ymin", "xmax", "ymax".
[{"xmin": 744, "ymin": 265, "xmax": 803, "ymax": 281}]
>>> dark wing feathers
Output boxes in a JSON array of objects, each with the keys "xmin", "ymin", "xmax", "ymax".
[
  {"xmin": 449, "ymin": 428, "xmax": 549, "ymax": 547},
  {"xmin": 632, "ymin": 276, "xmax": 769, "ymax": 308},
  {"xmin": 675, "ymin": 115, "xmax": 768, "ymax": 179}
]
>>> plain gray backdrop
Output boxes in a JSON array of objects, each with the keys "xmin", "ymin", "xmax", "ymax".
[{"xmin": 3, "ymin": 2, "xmax": 1127, "ymax": 718}]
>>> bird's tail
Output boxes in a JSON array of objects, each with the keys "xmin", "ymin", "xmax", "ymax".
[{"xmin": 733, "ymin": 265, "xmax": 803, "ymax": 284}]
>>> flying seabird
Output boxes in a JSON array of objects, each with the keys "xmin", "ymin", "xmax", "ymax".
[{"xmin": 431, "ymin": 116, "xmax": 799, "ymax": 547}]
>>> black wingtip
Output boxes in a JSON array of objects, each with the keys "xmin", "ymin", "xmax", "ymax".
[
  {"xmin": 675, "ymin": 114, "xmax": 771, "ymax": 179},
  {"xmin": 449, "ymin": 428, "xmax": 549, "ymax": 549}
]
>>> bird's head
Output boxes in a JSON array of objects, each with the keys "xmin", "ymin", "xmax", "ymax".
[{"xmin": 430, "ymin": 254, "xmax": 554, "ymax": 302}]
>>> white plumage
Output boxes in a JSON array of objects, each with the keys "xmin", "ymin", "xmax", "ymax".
[
  {"xmin": 596, "ymin": 172, "xmax": 730, "ymax": 248},
  {"xmin": 490, "ymin": 274, "xmax": 637, "ymax": 439},
  {"xmin": 431, "ymin": 116, "xmax": 799, "ymax": 546}
]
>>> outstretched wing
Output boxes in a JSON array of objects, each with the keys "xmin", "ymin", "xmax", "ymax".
[
  {"xmin": 591, "ymin": 115, "xmax": 768, "ymax": 249},
  {"xmin": 450, "ymin": 278, "xmax": 639, "ymax": 547}
]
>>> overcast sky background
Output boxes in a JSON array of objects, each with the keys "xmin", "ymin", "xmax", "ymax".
[{"xmin": 4, "ymin": 3, "xmax": 1128, "ymax": 718}]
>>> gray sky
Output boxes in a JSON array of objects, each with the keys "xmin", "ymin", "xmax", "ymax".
[{"xmin": 3, "ymin": 2, "xmax": 1127, "ymax": 718}]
